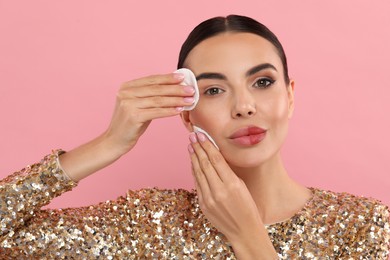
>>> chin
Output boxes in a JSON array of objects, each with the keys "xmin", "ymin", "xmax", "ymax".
[{"xmin": 223, "ymin": 150, "xmax": 272, "ymax": 169}]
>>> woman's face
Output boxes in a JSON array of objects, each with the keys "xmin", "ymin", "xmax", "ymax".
[{"xmin": 182, "ymin": 32, "xmax": 294, "ymax": 168}]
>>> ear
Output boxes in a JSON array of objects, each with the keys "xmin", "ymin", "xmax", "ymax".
[
  {"xmin": 180, "ymin": 111, "xmax": 194, "ymax": 132},
  {"xmin": 287, "ymin": 80, "xmax": 295, "ymax": 119}
]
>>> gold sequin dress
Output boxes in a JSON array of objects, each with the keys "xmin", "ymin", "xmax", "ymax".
[{"xmin": 0, "ymin": 150, "xmax": 389, "ymax": 259}]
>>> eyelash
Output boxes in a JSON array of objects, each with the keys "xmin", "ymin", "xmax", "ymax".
[
  {"xmin": 253, "ymin": 78, "xmax": 275, "ymax": 88},
  {"xmin": 204, "ymin": 87, "xmax": 225, "ymax": 96},
  {"xmin": 203, "ymin": 78, "xmax": 275, "ymax": 96}
]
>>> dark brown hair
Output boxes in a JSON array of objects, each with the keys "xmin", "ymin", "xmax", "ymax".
[{"xmin": 177, "ymin": 14, "xmax": 290, "ymax": 83}]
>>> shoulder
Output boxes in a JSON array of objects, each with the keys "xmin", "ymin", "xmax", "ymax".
[
  {"xmin": 310, "ymin": 187, "xmax": 389, "ymax": 221},
  {"xmin": 309, "ymin": 187, "xmax": 390, "ymax": 257}
]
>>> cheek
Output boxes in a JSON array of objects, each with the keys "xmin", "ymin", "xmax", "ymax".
[
  {"xmin": 261, "ymin": 91, "xmax": 290, "ymax": 125},
  {"xmin": 188, "ymin": 98, "xmax": 227, "ymax": 131},
  {"xmin": 264, "ymin": 95, "xmax": 291, "ymax": 149},
  {"xmin": 188, "ymin": 105, "xmax": 203, "ymax": 126},
  {"xmin": 188, "ymin": 106, "xmax": 220, "ymax": 131}
]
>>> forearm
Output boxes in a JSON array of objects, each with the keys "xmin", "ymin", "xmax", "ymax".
[
  {"xmin": 59, "ymin": 131, "xmax": 124, "ymax": 182},
  {"xmin": 0, "ymin": 151, "xmax": 77, "ymax": 238}
]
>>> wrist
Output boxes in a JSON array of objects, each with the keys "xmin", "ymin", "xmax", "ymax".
[
  {"xmin": 100, "ymin": 130, "xmax": 136, "ymax": 158},
  {"xmin": 58, "ymin": 132, "xmax": 126, "ymax": 182}
]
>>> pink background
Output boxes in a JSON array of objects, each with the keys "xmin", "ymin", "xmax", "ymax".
[{"xmin": 1, "ymin": 1, "xmax": 389, "ymax": 209}]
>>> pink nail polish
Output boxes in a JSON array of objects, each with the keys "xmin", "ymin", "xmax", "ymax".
[
  {"xmin": 196, "ymin": 132, "xmax": 206, "ymax": 142},
  {"xmin": 183, "ymin": 86, "xmax": 195, "ymax": 94},
  {"xmin": 188, "ymin": 144, "xmax": 194, "ymax": 154},
  {"xmin": 183, "ymin": 97, "xmax": 195, "ymax": 103},
  {"xmin": 189, "ymin": 132, "xmax": 197, "ymax": 143},
  {"xmin": 176, "ymin": 107, "xmax": 184, "ymax": 112}
]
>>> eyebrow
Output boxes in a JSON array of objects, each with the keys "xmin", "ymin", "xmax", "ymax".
[
  {"xmin": 196, "ymin": 72, "xmax": 226, "ymax": 81},
  {"xmin": 195, "ymin": 63, "xmax": 277, "ymax": 81},
  {"xmin": 246, "ymin": 63, "xmax": 277, "ymax": 77}
]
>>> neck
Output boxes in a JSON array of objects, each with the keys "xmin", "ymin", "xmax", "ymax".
[{"xmin": 230, "ymin": 152, "xmax": 312, "ymax": 225}]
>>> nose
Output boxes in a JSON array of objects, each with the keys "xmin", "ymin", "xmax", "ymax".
[{"xmin": 232, "ymin": 90, "xmax": 257, "ymax": 118}]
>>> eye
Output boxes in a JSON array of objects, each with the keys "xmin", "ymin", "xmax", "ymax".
[
  {"xmin": 253, "ymin": 78, "xmax": 275, "ymax": 89},
  {"xmin": 204, "ymin": 87, "xmax": 225, "ymax": 96}
]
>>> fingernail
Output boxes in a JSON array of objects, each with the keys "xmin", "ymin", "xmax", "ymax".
[
  {"xmin": 188, "ymin": 144, "xmax": 194, "ymax": 154},
  {"xmin": 174, "ymin": 73, "xmax": 184, "ymax": 80},
  {"xmin": 183, "ymin": 97, "xmax": 195, "ymax": 103},
  {"xmin": 189, "ymin": 132, "xmax": 197, "ymax": 143},
  {"xmin": 183, "ymin": 86, "xmax": 195, "ymax": 94},
  {"xmin": 196, "ymin": 132, "xmax": 207, "ymax": 142},
  {"xmin": 176, "ymin": 107, "xmax": 184, "ymax": 112}
]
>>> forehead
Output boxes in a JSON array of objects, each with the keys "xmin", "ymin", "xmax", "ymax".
[{"xmin": 184, "ymin": 32, "xmax": 283, "ymax": 74}]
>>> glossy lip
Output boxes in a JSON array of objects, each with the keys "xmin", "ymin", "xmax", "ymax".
[
  {"xmin": 228, "ymin": 126, "xmax": 267, "ymax": 146},
  {"xmin": 229, "ymin": 126, "xmax": 267, "ymax": 139}
]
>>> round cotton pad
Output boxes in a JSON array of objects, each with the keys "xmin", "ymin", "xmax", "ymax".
[
  {"xmin": 174, "ymin": 68, "xmax": 199, "ymax": 111},
  {"xmin": 193, "ymin": 126, "xmax": 219, "ymax": 150}
]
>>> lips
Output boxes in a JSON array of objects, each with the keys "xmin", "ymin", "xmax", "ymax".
[{"xmin": 229, "ymin": 126, "xmax": 267, "ymax": 146}]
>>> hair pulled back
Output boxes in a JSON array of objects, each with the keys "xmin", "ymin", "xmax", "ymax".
[{"xmin": 177, "ymin": 14, "xmax": 290, "ymax": 84}]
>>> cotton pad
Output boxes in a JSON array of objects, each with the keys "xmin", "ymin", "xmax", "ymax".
[
  {"xmin": 193, "ymin": 126, "xmax": 219, "ymax": 150},
  {"xmin": 174, "ymin": 68, "xmax": 199, "ymax": 111}
]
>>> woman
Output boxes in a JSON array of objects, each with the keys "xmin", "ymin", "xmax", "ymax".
[{"xmin": 0, "ymin": 15, "xmax": 389, "ymax": 259}]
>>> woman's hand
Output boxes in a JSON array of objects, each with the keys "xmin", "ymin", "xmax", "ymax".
[
  {"xmin": 103, "ymin": 73, "xmax": 195, "ymax": 156},
  {"xmin": 59, "ymin": 73, "xmax": 195, "ymax": 182},
  {"xmin": 188, "ymin": 132, "xmax": 278, "ymax": 259}
]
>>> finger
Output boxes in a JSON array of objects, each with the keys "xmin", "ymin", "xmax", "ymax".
[
  {"xmin": 188, "ymin": 144, "xmax": 211, "ymax": 201},
  {"xmin": 123, "ymin": 73, "xmax": 185, "ymax": 88},
  {"xmin": 191, "ymin": 163, "xmax": 203, "ymax": 202},
  {"xmin": 134, "ymin": 107, "xmax": 184, "ymax": 122},
  {"xmin": 196, "ymin": 132, "xmax": 236, "ymax": 183},
  {"xmin": 194, "ymin": 178, "xmax": 205, "ymax": 210},
  {"xmin": 122, "ymin": 83, "xmax": 196, "ymax": 99},
  {"xmin": 192, "ymin": 172, "xmax": 207, "ymax": 214},
  {"xmin": 189, "ymin": 133, "xmax": 223, "ymax": 190},
  {"xmin": 134, "ymin": 96, "xmax": 195, "ymax": 109},
  {"xmin": 191, "ymin": 146, "xmax": 233, "ymax": 228}
]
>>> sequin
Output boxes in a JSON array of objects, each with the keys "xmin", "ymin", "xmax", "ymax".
[{"xmin": 0, "ymin": 150, "xmax": 389, "ymax": 259}]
